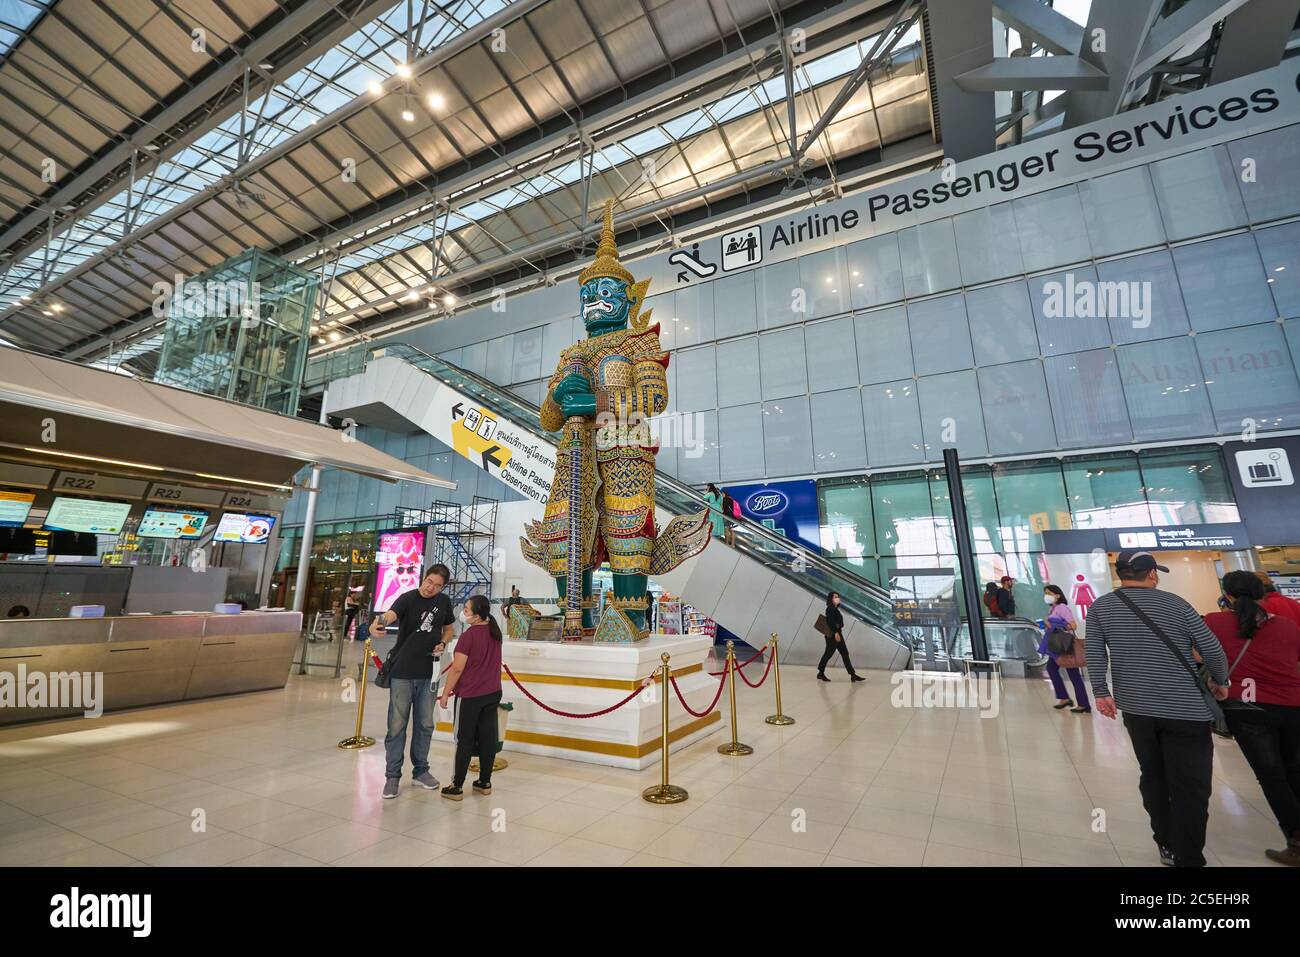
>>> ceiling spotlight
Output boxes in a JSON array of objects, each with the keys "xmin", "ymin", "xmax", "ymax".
[
  {"xmin": 402, "ymin": 289, "xmax": 419, "ymax": 302},
  {"xmin": 442, "ymin": 294, "xmax": 456, "ymax": 308},
  {"xmin": 395, "ymin": 63, "xmax": 411, "ymax": 79},
  {"xmin": 258, "ymin": 61, "xmax": 274, "ymax": 71},
  {"xmin": 328, "ymin": 331, "xmax": 341, "ymax": 342},
  {"xmin": 51, "ymin": 303, "xmax": 64, "ymax": 313},
  {"xmin": 368, "ymin": 81, "xmax": 383, "ymax": 96},
  {"xmin": 426, "ymin": 92, "xmax": 445, "ymax": 111},
  {"xmin": 401, "ymin": 108, "xmax": 415, "ymax": 123}
]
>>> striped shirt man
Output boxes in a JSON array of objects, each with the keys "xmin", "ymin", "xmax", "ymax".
[{"xmin": 1085, "ymin": 584, "xmax": 1229, "ymax": 720}]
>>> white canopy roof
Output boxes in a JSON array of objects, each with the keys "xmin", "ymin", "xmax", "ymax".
[{"xmin": 0, "ymin": 347, "xmax": 453, "ymax": 489}]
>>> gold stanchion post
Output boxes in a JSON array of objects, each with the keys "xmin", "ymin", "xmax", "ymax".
[
  {"xmin": 717, "ymin": 640, "xmax": 753, "ymax": 756},
  {"xmin": 338, "ymin": 638, "xmax": 377, "ymax": 749},
  {"xmin": 643, "ymin": 652, "xmax": 688, "ymax": 804},
  {"xmin": 764, "ymin": 632, "xmax": 796, "ymax": 726}
]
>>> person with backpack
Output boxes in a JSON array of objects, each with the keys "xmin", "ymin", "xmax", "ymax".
[
  {"xmin": 1204, "ymin": 571, "xmax": 1300, "ymax": 866},
  {"xmin": 720, "ymin": 489, "xmax": 737, "ymax": 546},
  {"xmin": 983, "ymin": 582, "xmax": 1003, "ymax": 618},
  {"xmin": 995, "ymin": 575, "xmax": 1017, "ymax": 618},
  {"xmin": 1041, "ymin": 584, "xmax": 1090, "ymax": 714}
]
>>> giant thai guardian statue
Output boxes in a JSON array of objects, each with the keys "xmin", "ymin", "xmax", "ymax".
[{"xmin": 520, "ymin": 201, "xmax": 709, "ymax": 640}]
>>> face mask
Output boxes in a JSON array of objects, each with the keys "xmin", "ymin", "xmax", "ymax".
[
  {"xmin": 1044, "ymin": 595, "xmax": 1055, "ymax": 605},
  {"xmin": 459, "ymin": 611, "xmax": 470, "ymax": 625}
]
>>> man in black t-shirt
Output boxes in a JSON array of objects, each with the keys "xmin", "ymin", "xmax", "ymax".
[{"xmin": 370, "ymin": 564, "xmax": 455, "ymax": 799}]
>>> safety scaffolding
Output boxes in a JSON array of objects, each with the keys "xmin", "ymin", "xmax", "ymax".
[{"xmin": 391, "ymin": 496, "xmax": 497, "ymax": 605}]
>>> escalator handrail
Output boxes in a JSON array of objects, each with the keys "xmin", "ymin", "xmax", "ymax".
[{"xmin": 363, "ymin": 342, "xmax": 900, "ymax": 630}]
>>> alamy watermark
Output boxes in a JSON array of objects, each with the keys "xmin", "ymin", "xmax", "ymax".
[
  {"xmin": 0, "ymin": 665, "xmax": 103, "ymax": 718},
  {"xmin": 594, "ymin": 410, "xmax": 705, "ymax": 459},
  {"xmin": 1041, "ymin": 273, "xmax": 1152, "ymax": 329},
  {"xmin": 889, "ymin": 671, "xmax": 1000, "ymax": 719}
]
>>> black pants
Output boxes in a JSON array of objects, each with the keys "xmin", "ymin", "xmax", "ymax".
[
  {"xmin": 1122, "ymin": 712, "xmax": 1213, "ymax": 867},
  {"xmin": 344, "ymin": 607, "xmax": 358, "ymax": 635},
  {"xmin": 1225, "ymin": 702, "xmax": 1300, "ymax": 837},
  {"xmin": 818, "ymin": 633, "xmax": 856, "ymax": 677},
  {"xmin": 453, "ymin": 690, "xmax": 501, "ymax": 787}
]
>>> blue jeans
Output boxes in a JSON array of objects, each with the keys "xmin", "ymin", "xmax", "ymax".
[{"xmin": 385, "ymin": 677, "xmax": 434, "ymax": 779}]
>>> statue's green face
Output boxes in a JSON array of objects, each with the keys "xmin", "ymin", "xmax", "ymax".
[{"xmin": 580, "ymin": 276, "xmax": 632, "ymax": 336}]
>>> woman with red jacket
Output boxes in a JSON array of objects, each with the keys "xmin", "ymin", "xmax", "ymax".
[{"xmin": 1204, "ymin": 571, "xmax": 1300, "ymax": 866}]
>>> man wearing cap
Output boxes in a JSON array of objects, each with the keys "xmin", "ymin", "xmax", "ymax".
[
  {"xmin": 1084, "ymin": 550, "xmax": 1229, "ymax": 867},
  {"xmin": 995, "ymin": 575, "xmax": 1016, "ymax": 618}
]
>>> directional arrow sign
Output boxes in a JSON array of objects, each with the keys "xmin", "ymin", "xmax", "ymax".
[
  {"xmin": 481, "ymin": 445, "xmax": 505, "ymax": 470},
  {"xmin": 451, "ymin": 402, "xmax": 465, "ymax": 419}
]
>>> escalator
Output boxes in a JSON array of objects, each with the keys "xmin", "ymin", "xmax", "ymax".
[{"xmin": 322, "ymin": 344, "xmax": 1046, "ymax": 674}]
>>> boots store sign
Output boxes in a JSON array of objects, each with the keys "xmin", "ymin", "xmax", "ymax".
[{"xmin": 658, "ymin": 62, "xmax": 1300, "ymax": 287}]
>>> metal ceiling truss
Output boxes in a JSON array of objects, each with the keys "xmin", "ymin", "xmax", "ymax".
[
  {"xmin": 924, "ymin": 0, "xmax": 1298, "ymax": 156},
  {"xmin": 52, "ymin": 0, "xmax": 917, "ymax": 365},
  {"xmin": 0, "ymin": 0, "xmax": 548, "ymax": 352}
]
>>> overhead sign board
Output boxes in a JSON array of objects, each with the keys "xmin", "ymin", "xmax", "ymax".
[
  {"xmin": 53, "ymin": 471, "xmax": 148, "ymax": 499},
  {"xmin": 1102, "ymin": 523, "xmax": 1251, "ymax": 551}
]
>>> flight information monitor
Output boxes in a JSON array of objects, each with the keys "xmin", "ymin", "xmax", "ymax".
[
  {"xmin": 214, "ymin": 512, "xmax": 276, "ymax": 544},
  {"xmin": 138, "ymin": 508, "xmax": 209, "ymax": 539},
  {"xmin": 43, "ymin": 497, "xmax": 132, "ymax": 535},
  {"xmin": 0, "ymin": 490, "xmax": 35, "ymax": 527}
]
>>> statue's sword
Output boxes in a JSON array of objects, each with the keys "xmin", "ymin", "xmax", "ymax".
[{"xmin": 562, "ymin": 357, "xmax": 589, "ymax": 640}]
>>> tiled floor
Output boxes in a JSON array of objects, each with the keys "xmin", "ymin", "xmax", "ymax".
[{"xmin": 0, "ymin": 653, "xmax": 1289, "ymax": 867}]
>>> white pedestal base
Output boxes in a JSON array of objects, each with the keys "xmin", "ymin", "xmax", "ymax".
[{"xmin": 435, "ymin": 633, "xmax": 721, "ymax": 769}]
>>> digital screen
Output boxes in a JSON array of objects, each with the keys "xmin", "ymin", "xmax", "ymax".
[
  {"xmin": 138, "ymin": 508, "xmax": 209, "ymax": 539},
  {"xmin": 214, "ymin": 512, "xmax": 276, "ymax": 544},
  {"xmin": 43, "ymin": 496, "xmax": 132, "ymax": 535},
  {"xmin": 373, "ymin": 530, "xmax": 425, "ymax": 613},
  {"xmin": 0, "ymin": 490, "xmax": 35, "ymax": 527}
]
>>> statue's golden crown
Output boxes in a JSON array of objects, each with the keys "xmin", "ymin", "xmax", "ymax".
[{"xmin": 577, "ymin": 200, "xmax": 635, "ymax": 287}]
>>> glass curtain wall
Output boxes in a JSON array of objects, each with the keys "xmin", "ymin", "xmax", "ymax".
[{"xmin": 816, "ymin": 444, "xmax": 1240, "ymax": 614}]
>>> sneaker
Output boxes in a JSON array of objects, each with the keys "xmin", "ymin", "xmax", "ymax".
[
  {"xmin": 472, "ymin": 780, "xmax": 492, "ymax": 796},
  {"xmin": 381, "ymin": 778, "xmax": 399, "ymax": 800},
  {"xmin": 816, "ymin": 673, "xmax": 831, "ymax": 682},
  {"xmin": 441, "ymin": 784, "xmax": 463, "ymax": 801},
  {"xmin": 412, "ymin": 771, "xmax": 440, "ymax": 790},
  {"xmin": 1158, "ymin": 845, "xmax": 1175, "ymax": 867},
  {"xmin": 850, "ymin": 674, "xmax": 866, "ymax": 683}
]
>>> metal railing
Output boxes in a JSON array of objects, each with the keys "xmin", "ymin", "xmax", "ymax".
[{"xmin": 365, "ymin": 342, "xmax": 905, "ymax": 641}]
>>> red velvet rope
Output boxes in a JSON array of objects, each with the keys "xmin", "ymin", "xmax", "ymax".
[
  {"xmin": 707, "ymin": 647, "xmax": 764, "ymax": 676},
  {"xmin": 503, "ymin": 663, "xmax": 647, "ymax": 719},
  {"xmin": 736, "ymin": 651, "xmax": 775, "ymax": 688},
  {"xmin": 670, "ymin": 672, "xmax": 727, "ymax": 718}
]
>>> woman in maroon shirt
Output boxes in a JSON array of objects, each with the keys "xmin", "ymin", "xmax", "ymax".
[
  {"xmin": 1204, "ymin": 571, "xmax": 1300, "ymax": 866},
  {"xmin": 438, "ymin": 594, "xmax": 504, "ymax": 801}
]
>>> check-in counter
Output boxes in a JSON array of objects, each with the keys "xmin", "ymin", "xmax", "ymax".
[{"xmin": 0, "ymin": 611, "xmax": 302, "ymax": 725}]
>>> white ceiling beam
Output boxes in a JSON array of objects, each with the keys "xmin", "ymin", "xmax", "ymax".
[
  {"xmin": 955, "ymin": 55, "xmax": 1108, "ymax": 92},
  {"xmin": 1133, "ymin": 0, "xmax": 1255, "ymax": 78},
  {"xmin": 991, "ymin": 0, "xmax": 1084, "ymax": 55},
  {"xmin": 1064, "ymin": 0, "xmax": 1164, "ymax": 126}
]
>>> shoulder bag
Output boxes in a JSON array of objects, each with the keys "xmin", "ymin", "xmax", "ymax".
[
  {"xmin": 373, "ymin": 625, "xmax": 407, "ymax": 690},
  {"xmin": 814, "ymin": 614, "xmax": 831, "ymax": 637},
  {"xmin": 1114, "ymin": 590, "xmax": 1247, "ymax": 737}
]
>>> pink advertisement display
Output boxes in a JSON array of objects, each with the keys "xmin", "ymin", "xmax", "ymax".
[{"xmin": 373, "ymin": 530, "xmax": 425, "ymax": 614}]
